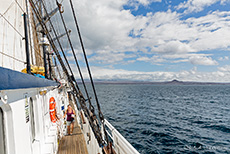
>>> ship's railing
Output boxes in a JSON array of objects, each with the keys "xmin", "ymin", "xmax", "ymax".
[
  {"xmin": 104, "ymin": 119, "xmax": 140, "ymax": 154},
  {"xmin": 74, "ymin": 107, "xmax": 103, "ymax": 154}
]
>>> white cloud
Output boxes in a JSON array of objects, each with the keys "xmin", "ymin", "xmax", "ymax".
[
  {"xmin": 133, "ymin": 10, "xmax": 230, "ymax": 60},
  {"xmin": 151, "ymin": 40, "xmax": 196, "ymax": 54},
  {"xmin": 57, "ymin": 0, "xmax": 230, "ymax": 82},
  {"xmin": 218, "ymin": 65, "xmax": 230, "ymax": 72},
  {"xmin": 127, "ymin": 0, "xmax": 162, "ymax": 10},
  {"xmin": 135, "ymin": 0, "xmax": 162, "ymax": 6},
  {"xmin": 72, "ymin": 66, "xmax": 230, "ymax": 82},
  {"xmin": 218, "ymin": 56, "xmax": 229, "ymax": 61},
  {"xmin": 171, "ymin": 59, "xmax": 188, "ymax": 63},
  {"xmin": 189, "ymin": 55, "xmax": 218, "ymax": 65},
  {"xmin": 63, "ymin": 0, "xmax": 135, "ymax": 51},
  {"xmin": 186, "ymin": 11, "xmax": 230, "ymax": 51},
  {"xmin": 137, "ymin": 55, "xmax": 165, "ymax": 64},
  {"xmin": 62, "ymin": 1, "xmax": 230, "ymax": 63},
  {"xmin": 162, "ymin": 53, "xmax": 211, "ymax": 59},
  {"xmin": 176, "ymin": 0, "xmax": 230, "ymax": 13},
  {"xmin": 89, "ymin": 50, "xmax": 136, "ymax": 64}
]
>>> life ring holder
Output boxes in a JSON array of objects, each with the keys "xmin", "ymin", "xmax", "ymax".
[{"xmin": 49, "ymin": 97, "xmax": 56, "ymax": 123}]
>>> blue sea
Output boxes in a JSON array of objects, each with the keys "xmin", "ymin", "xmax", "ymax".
[{"xmin": 86, "ymin": 84, "xmax": 230, "ymax": 154}]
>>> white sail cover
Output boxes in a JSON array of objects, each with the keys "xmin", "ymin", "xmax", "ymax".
[{"xmin": 0, "ymin": 0, "xmax": 27, "ymax": 71}]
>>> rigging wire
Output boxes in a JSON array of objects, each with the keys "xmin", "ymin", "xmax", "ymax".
[
  {"xmin": 52, "ymin": 6, "xmax": 103, "ymax": 144},
  {"xmin": 55, "ymin": 0, "xmax": 95, "ymax": 113},
  {"xmin": 28, "ymin": 2, "xmax": 81, "ymax": 109},
  {"xmin": 2, "ymin": 1, "xmax": 15, "ymax": 15},
  {"xmin": 68, "ymin": 0, "xmax": 109, "ymax": 144},
  {"xmin": 54, "ymin": 1, "xmax": 105, "ymax": 143},
  {"xmin": 0, "ymin": 51, "xmax": 26, "ymax": 64},
  {"xmin": 40, "ymin": 0, "xmax": 104, "ymax": 144},
  {"xmin": 29, "ymin": 0, "xmax": 82, "ymax": 95},
  {"xmin": 0, "ymin": 13, "xmax": 24, "ymax": 38},
  {"xmin": 14, "ymin": 0, "xmax": 25, "ymax": 13},
  {"xmin": 29, "ymin": 1, "xmax": 67, "ymax": 76},
  {"xmin": 29, "ymin": 0, "xmax": 105, "ymax": 146},
  {"xmin": 46, "ymin": 0, "xmax": 65, "ymax": 79},
  {"xmin": 39, "ymin": 0, "xmax": 80, "ymax": 89}
]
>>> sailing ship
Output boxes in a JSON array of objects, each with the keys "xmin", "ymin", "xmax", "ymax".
[{"xmin": 0, "ymin": 0, "xmax": 140, "ymax": 154}]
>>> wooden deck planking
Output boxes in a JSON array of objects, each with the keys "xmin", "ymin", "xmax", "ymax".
[{"xmin": 58, "ymin": 124, "xmax": 88, "ymax": 154}]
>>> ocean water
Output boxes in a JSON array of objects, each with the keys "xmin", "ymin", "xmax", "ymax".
[{"xmin": 85, "ymin": 84, "xmax": 230, "ymax": 154}]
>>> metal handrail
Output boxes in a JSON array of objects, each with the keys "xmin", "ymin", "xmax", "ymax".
[{"xmin": 104, "ymin": 119, "xmax": 140, "ymax": 154}]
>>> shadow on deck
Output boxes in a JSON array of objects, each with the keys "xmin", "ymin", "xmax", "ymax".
[{"xmin": 58, "ymin": 125, "xmax": 88, "ymax": 154}]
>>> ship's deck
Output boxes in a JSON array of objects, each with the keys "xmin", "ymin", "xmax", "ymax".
[{"xmin": 57, "ymin": 124, "xmax": 88, "ymax": 154}]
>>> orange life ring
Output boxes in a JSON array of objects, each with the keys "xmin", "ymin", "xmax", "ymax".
[{"xmin": 49, "ymin": 97, "xmax": 56, "ymax": 123}]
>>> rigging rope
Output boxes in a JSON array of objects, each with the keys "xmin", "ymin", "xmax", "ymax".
[
  {"xmin": 68, "ymin": 0, "xmax": 109, "ymax": 145},
  {"xmin": 39, "ymin": 0, "xmax": 80, "ymax": 91},
  {"xmin": 56, "ymin": 0, "xmax": 95, "ymax": 113},
  {"xmin": 0, "ymin": 13, "xmax": 24, "ymax": 38},
  {"xmin": 28, "ymin": 5, "xmax": 94, "ymax": 130},
  {"xmin": 29, "ymin": 1, "xmax": 91, "ymax": 117},
  {"xmin": 0, "ymin": 51, "xmax": 26, "ymax": 64},
  {"xmin": 55, "ymin": 1, "xmax": 106, "ymax": 145},
  {"xmin": 28, "ymin": 0, "xmax": 75, "ymax": 89},
  {"xmin": 14, "ymin": 0, "xmax": 25, "ymax": 13},
  {"xmin": 41, "ymin": 0, "xmax": 104, "ymax": 144},
  {"xmin": 2, "ymin": 1, "xmax": 15, "ymax": 15},
  {"xmin": 29, "ymin": 0, "xmax": 105, "ymax": 146}
]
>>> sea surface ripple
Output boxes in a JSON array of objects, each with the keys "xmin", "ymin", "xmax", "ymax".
[{"xmin": 86, "ymin": 84, "xmax": 230, "ymax": 154}]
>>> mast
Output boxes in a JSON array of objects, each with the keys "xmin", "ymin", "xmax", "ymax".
[
  {"xmin": 23, "ymin": 13, "xmax": 31, "ymax": 74},
  {"xmin": 40, "ymin": 1, "xmax": 48, "ymax": 79},
  {"xmin": 42, "ymin": 34, "xmax": 48, "ymax": 78}
]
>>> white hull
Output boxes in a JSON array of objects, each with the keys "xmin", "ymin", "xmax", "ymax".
[{"xmin": 0, "ymin": 86, "xmax": 67, "ymax": 154}]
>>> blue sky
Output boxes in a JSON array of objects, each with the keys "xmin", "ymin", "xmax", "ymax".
[{"xmin": 63, "ymin": 0, "xmax": 230, "ymax": 82}]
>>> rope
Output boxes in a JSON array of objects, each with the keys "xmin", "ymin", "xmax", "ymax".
[
  {"xmin": 2, "ymin": 1, "xmax": 15, "ymax": 15},
  {"xmin": 2, "ymin": 0, "xmax": 25, "ymax": 15},
  {"xmin": 69, "ymin": 0, "xmax": 109, "ymax": 145},
  {"xmin": 56, "ymin": 2, "xmax": 105, "ymax": 144},
  {"xmin": 14, "ymin": 0, "xmax": 25, "ymax": 13},
  {"xmin": 56, "ymin": 1, "xmax": 95, "ymax": 112},
  {"xmin": 41, "ymin": 0, "xmax": 104, "ymax": 144},
  {"xmin": 40, "ymin": 0, "xmax": 77, "ymax": 83},
  {"xmin": 29, "ymin": 0, "xmax": 80, "ymax": 94},
  {"xmin": 69, "ymin": 0, "xmax": 101, "ymax": 118},
  {"xmin": 0, "ymin": 13, "xmax": 24, "ymax": 38},
  {"xmin": 0, "ymin": 51, "xmax": 26, "ymax": 64},
  {"xmin": 29, "ymin": 0, "xmax": 105, "ymax": 147}
]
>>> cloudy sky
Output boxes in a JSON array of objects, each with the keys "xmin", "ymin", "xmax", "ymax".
[{"xmin": 60, "ymin": 0, "xmax": 230, "ymax": 82}]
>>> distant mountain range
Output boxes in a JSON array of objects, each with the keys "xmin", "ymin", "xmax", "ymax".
[{"xmin": 77, "ymin": 79, "xmax": 230, "ymax": 85}]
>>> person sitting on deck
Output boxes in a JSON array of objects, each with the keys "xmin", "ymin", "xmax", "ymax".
[{"xmin": 63, "ymin": 105, "xmax": 76, "ymax": 135}]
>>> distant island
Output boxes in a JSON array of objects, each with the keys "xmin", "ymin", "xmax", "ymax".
[
  {"xmin": 159, "ymin": 79, "xmax": 230, "ymax": 85},
  {"xmin": 78, "ymin": 79, "xmax": 230, "ymax": 85}
]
